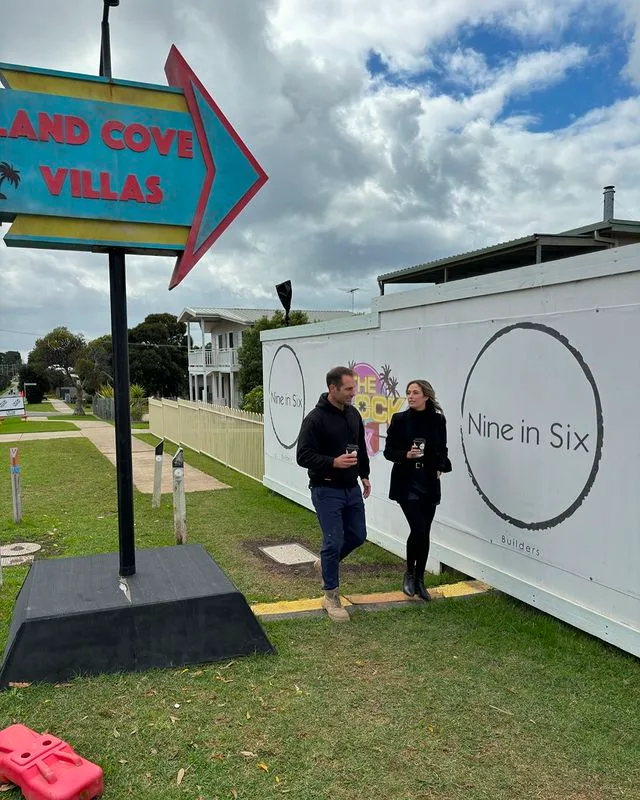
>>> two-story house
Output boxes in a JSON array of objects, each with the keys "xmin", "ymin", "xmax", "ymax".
[{"xmin": 179, "ymin": 307, "xmax": 355, "ymax": 407}]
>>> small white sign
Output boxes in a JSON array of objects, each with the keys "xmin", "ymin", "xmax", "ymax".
[{"xmin": 0, "ymin": 396, "xmax": 25, "ymax": 418}]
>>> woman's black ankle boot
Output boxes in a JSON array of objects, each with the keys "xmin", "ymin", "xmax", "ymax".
[
  {"xmin": 415, "ymin": 576, "xmax": 430, "ymax": 601},
  {"xmin": 402, "ymin": 571, "xmax": 416, "ymax": 596}
]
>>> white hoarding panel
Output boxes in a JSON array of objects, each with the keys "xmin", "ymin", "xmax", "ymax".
[{"xmin": 262, "ymin": 246, "xmax": 640, "ymax": 656}]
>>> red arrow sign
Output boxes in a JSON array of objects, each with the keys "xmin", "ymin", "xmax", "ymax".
[
  {"xmin": 165, "ymin": 46, "xmax": 268, "ymax": 289},
  {"xmin": 0, "ymin": 48, "xmax": 267, "ymax": 289}
]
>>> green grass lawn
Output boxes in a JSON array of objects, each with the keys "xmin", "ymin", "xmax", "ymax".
[
  {"xmin": 0, "ymin": 585, "xmax": 637, "ymax": 800},
  {"xmin": 0, "ymin": 435, "xmax": 446, "ymax": 602},
  {"xmin": 1, "ymin": 438, "xmax": 638, "ymax": 799},
  {"xmin": 0, "ymin": 418, "xmax": 78, "ymax": 434},
  {"xmin": 134, "ymin": 434, "xmax": 449, "ymax": 599},
  {"xmin": 52, "ymin": 413, "xmax": 98, "ymax": 421},
  {"xmin": 23, "ymin": 401, "xmax": 53, "ymax": 412},
  {"xmin": 103, "ymin": 418, "xmax": 149, "ymax": 429}
]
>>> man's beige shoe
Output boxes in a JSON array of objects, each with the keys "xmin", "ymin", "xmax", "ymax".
[
  {"xmin": 313, "ymin": 558, "xmax": 322, "ymax": 577},
  {"xmin": 322, "ymin": 589, "xmax": 350, "ymax": 622}
]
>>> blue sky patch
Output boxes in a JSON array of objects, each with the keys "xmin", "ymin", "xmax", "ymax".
[{"xmin": 366, "ymin": 13, "xmax": 637, "ymax": 132}]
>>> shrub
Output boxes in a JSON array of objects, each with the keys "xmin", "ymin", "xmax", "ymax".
[{"xmin": 242, "ymin": 386, "xmax": 263, "ymax": 414}]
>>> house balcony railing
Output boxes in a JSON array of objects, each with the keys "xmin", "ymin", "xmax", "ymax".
[{"xmin": 188, "ymin": 348, "xmax": 239, "ymax": 369}]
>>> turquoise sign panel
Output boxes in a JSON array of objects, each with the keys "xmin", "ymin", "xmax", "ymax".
[{"xmin": 0, "ymin": 90, "xmax": 203, "ymax": 225}]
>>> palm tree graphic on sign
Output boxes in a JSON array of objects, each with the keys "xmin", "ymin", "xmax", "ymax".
[{"xmin": 0, "ymin": 162, "xmax": 21, "ymax": 200}]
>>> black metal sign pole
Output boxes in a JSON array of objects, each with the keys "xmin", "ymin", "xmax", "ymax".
[{"xmin": 100, "ymin": 0, "xmax": 135, "ymax": 577}]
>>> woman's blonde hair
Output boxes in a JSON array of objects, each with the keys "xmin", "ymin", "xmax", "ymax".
[{"xmin": 406, "ymin": 379, "xmax": 444, "ymax": 415}]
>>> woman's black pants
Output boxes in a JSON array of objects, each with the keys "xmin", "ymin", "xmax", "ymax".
[{"xmin": 399, "ymin": 496, "xmax": 437, "ymax": 579}]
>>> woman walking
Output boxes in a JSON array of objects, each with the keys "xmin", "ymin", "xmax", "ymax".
[{"xmin": 384, "ymin": 380, "xmax": 451, "ymax": 600}]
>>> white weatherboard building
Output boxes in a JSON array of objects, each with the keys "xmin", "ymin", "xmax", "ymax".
[
  {"xmin": 261, "ymin": 244, "xmax": 640, "ymax": 658},
  {"xmin": 179, "ymin": 307, "xmax": 354, "ymax": 408}
]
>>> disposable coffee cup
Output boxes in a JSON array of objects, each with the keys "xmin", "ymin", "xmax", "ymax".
[
  {"xmin": 412, "ymin": 438, "xmax": 425, "ymax": 469},
  {"xmin": 346, "ymin": 443, "xmax": 359, "ymax": 455}
]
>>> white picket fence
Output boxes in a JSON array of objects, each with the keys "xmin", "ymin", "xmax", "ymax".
[{"xmin": 148, "ymin": 398, "xmax": 264, "ymax": 481}]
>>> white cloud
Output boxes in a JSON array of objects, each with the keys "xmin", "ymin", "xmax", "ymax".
[
  {"xmin": 620, "ymin": 3, "xmax": 640, "ymax": 85},
  {"xmin": 271, "ymin": 0, "xmax": 591, "ymax": 73},
  {"xmin": 442, "ymin": 49, "xmax": 492, "ymax": 89},
  {"xmin": 0, "ymin": 0, "xmax": 639, "ymax": 359}
]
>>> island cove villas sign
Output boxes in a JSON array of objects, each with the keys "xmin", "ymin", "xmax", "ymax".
[{"xmin": 0, "ymin": 46, "xmax": 267, "ymax": 288}]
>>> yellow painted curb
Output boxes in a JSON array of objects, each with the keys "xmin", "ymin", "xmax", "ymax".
[
  {"xmin": 346, "ymin": 590, "xmax": 421, "ymax": 605},
  {"xmin": 251, "ymin": 596, "xmax": 352, "ymax": 617},
  {"xmin": 430, "ymin": 580, "xmax": 491, "ymax": 599},
  {"xmin": 251, "ymin": 581, "xmax": 492, "ymax": 619}
]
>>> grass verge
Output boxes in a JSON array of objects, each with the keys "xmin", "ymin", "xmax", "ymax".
[
  {"xmin": 22, "ymin": 401, "xmax": 53, "ymax": 412},
  {"xmin": 0, "ymin": 439, "xmax": 638, "ymax": 799},
  {"xmin": 52, "ymin": 413, "xmax": 98, "ymax": 420},
  {"xmin": 0, "ymin": 419, "xmax": 78, "ymax": 435},
  {"xmin": 0, "ymin": 436, "xmax": 462, "ymax": 603},
  {"xmin": 103, "ymin": 419, "xmax": 149, "ymax": 429},
  {"xmin": 0, "ymin": 595, "xmax": 638, "ymax": 800}
]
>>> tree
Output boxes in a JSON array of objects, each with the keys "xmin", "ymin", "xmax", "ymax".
[
  {"xmin": 128, "ymin": 313, "xmax": 187, "ymax": 398},
  {"xmin": 1, "ymin": 351, "xmax": 22, "ymax": 371},
  {"xmin": 29, "ymin": 326, "xmax": 87, "ymax": 414},
  {"xmin": 75, "ymin": 334, "xmax": 112, "ymax": 395},
  {"xmin": 238, "ymin": 310, "xmax": 309, "ymax": 396},
  {"xmin": 18, "ymin": 364, "xmax": 50, "ymax": 403},
  {"xmin": 0, "ymin": 351, "xmax": 22, "ymax": 393}
]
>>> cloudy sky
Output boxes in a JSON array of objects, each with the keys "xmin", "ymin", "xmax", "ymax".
[{"xmin": 1, "ymin": 0, "xmax": 640, "ymax": 356}]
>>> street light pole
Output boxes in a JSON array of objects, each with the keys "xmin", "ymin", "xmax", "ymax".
[
  {"xmin": 99, "ymin": 0, "xmax": 135, "ymax": 577},
  {"xmin": 99, "ymin": 1, "xmax": 117, "ymax": 78}
]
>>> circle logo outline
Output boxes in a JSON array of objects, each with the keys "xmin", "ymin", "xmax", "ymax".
[
  {"xmin": 268, "ymin": 344, "xmax": 306, "ymax": 450},
  {"xmin": 460, "ymin": 322, "xmax": 604, "ymax": 530}
]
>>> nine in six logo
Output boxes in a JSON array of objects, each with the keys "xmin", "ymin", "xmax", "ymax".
[
  {"xmin": 460, "ymin": 323, "xmax": 604, "ymax": 530},
  {"xmin": 268, "ymin": 344, "xmax": 306, "ymax": 450},
  {"xmin": 350, "ymin": 362, "xmax": 405, "ymax": 456}
]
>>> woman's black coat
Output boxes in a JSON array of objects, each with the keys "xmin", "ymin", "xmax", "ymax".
[{"xmin": 383, "ymin": 405, "xmax": 452, "ymax": 504}]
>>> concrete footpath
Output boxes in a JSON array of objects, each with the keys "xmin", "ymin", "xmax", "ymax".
[
  {"xmin": 0, "ymin": 420, "xmax": 227, "ymax": 495},
  {"xmin": 74, "ymin": 421, "xmax": 228, "ymax": 494},
  {"xmin": 48, "ymin": 398, "xmax": 74, "ymax": 413}
]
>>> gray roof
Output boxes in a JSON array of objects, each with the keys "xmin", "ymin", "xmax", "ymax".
[
  {"xmin": 178, "ymin": 307, "xmax": 355, "ymax": 324},
  {"xmin": 378, "ymin": 219, "xmax": 640, "ymax": 287}
]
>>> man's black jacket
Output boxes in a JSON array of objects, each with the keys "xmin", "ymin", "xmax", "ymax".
[{"xmin": 296, "ymin": 393, "xmax": 370, "ymax": 488}]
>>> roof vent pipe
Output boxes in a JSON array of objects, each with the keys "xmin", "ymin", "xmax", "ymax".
[{"xmin": 603, "ymin": 185, "xmax": 615, "ymax": 221}]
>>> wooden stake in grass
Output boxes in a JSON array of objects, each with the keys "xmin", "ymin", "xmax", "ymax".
[
  {"xmin": 152, "ymin": 439, "xmax": 164, "ymax": 509},
  {"xmin": 172, "ymin": 447, "xmax": 187, "ymax": 545},
  {"xmin": 9, "ymin": 446, "xmax": 22, "ymax": 525}
]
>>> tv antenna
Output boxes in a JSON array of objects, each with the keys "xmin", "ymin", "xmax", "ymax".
[{"xmin": 340, "ymin": 287, "xmax": 360, "ymax": 312}]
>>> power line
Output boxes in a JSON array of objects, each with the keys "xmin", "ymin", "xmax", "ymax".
[{"xmin": 0, "ymin": 329, "xmax": 187, "ymax": 351}]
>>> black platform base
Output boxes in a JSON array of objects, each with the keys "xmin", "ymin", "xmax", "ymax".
[{"xmin": 0, "ymin": 544, "xmax": 274, "ymax": 687}]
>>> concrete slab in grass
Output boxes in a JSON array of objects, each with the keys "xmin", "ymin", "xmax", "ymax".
[{"xmin": 259, "ymin": 543, "xmax": 318, "ymax": 565}]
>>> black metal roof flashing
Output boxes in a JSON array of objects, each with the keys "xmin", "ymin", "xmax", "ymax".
[{"xmin": 377, "ymin": 187, "xmax": 640, "ymax": 293}]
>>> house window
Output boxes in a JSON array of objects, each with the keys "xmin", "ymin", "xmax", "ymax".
[
  {"xmin": 228, "ymin": 332, "xmax": 234, "ymax": 348},
  {"xmin": 218, "ymin": 334, "xmax": 224, "ymax": 349}
]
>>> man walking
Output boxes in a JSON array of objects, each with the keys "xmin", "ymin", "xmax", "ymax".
[{"xmin": 297, "ymin": 366, "xmax": 371, "ymax": 622}]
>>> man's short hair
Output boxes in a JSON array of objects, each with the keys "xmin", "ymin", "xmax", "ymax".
[{"xmin": 326, "ymin": 366, "xmax": 355, "ymax": 389}]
